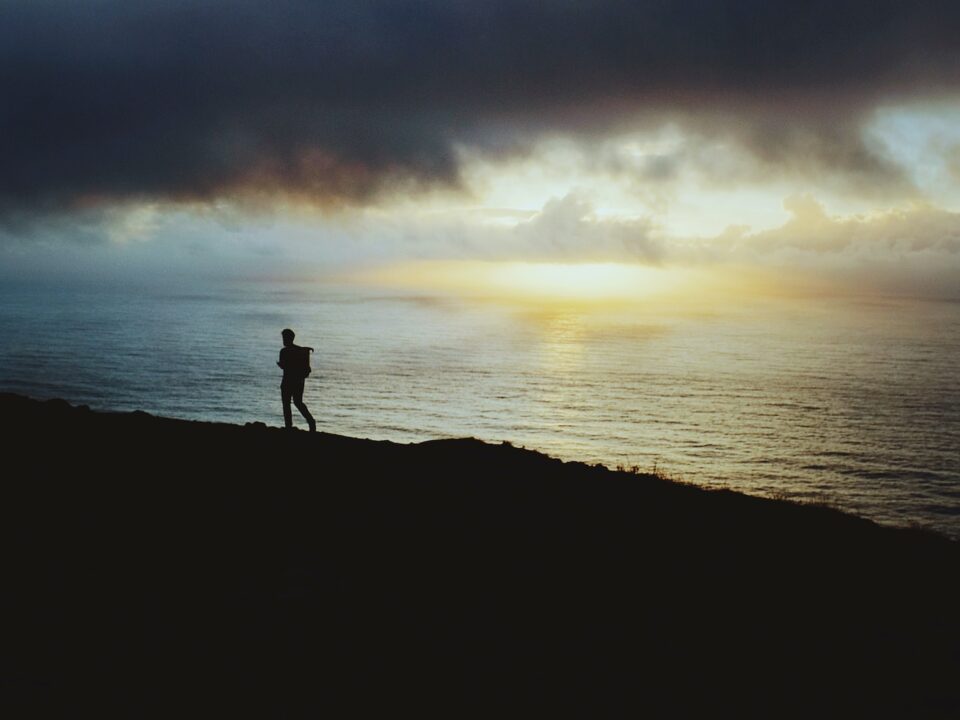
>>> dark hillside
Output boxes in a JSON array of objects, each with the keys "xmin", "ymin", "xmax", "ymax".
[{"xmin": 2, "ymin": 395, "xmax": 958, "ymax": 717}]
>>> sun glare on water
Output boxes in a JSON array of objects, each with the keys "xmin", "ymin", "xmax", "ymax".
[{"xmin": 350, "ymin": 260, "xmax": 701, "ymax": 305}]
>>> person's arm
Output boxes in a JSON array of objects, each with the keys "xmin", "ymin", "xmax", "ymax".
[{"xmin": 277, "ymin": 349, "xmax": 285, "ymax": 369}]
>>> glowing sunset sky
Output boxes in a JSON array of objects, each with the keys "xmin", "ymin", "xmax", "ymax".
[{"xmin": 2, "ymin": 1, "xmax": 959, "ymax": 300}]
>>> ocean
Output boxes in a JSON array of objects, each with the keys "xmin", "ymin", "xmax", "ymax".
[{"xmin": 1, "ymin": 281, "xmax": 958, "ymax": 538}]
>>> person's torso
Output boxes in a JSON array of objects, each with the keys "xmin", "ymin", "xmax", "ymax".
[{"xmin": 280, "ymin": 345, "xmax": 311, "ymax": 377}]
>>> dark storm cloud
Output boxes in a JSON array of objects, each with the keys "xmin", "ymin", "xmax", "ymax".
[{"xmin": 2, "ymin": 0, "xmax": 959, "ymax": 215}]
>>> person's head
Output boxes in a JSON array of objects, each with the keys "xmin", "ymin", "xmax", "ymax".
[{"xmin": 281, "ymin": 328, "xmax": 295, "ymax": 346}]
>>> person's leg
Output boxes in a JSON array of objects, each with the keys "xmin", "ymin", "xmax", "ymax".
[
  {"xmin": 281, "ymin": 383, "xmax": 293, "ymax": 428},
  {"xmin": 292, "ymin": 380, "xmax": 316, "ymax": 432}
]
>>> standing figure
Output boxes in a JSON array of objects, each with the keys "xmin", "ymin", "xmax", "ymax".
[{"xmin": 278, "ymin": 328, "xmax": 316, "ymax": 432}]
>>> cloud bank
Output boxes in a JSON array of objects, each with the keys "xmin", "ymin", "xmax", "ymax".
[
  {"xmin": 3, "ymin": 188, "xmax": 957, "ymax": 298},
  {"xmin": 3, "ymin": 0, "xmax": 960, "ymax": 216},
  {"xmin": 348, "ymin": 193, "xmax": 960, "ymax": 297}
]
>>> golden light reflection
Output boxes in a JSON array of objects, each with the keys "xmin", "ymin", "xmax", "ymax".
[{"xmin": 349, "ymin": 260, "xmax": 707, "ymax": 305}]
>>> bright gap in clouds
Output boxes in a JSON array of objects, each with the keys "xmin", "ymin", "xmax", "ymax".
[
  {"xmin": 456, "ymin": 135, "xmax": 799, "ymax": 239},
  {"xmin": 867, "ymin": 102, "xmax": 960, "ymax": 211},
  {"xmin": 348, "ymin": 260, "xmax": 720, "ymax": 306},
  {"xmin": 454, "ymin": 101, "xmax": 960, "ymax": 239}
]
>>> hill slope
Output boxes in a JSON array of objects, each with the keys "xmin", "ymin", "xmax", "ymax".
[{"xmin": 2, "ymin": 395, "xmax": 958, "ymax": 717}]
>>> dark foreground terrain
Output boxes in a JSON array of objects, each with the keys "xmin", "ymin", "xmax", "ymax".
[{"xmin": 2, "ymin": 395, "xmax": 958, "ymax": 717}]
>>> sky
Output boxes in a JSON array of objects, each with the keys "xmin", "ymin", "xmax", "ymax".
[{"xmin": 2, "ymin": 1, "xmax": 959, "ymax": 300}]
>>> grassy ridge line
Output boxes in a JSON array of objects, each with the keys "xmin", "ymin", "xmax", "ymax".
[{"xmin": 4, "ymin": 392, "xmax": 947, "ymax": 545}]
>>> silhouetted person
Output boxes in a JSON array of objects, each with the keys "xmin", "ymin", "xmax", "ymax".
[{"xmin": 278, "ymin": 328, "xmax": 316, "ymax": 432}]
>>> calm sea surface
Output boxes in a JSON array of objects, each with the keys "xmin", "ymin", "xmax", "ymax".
[{"xmin": 1, "ymin": 282, "xmax": 958, "ymax": 537}]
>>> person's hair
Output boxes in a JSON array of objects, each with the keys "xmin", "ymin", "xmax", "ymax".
[{"xmin": 282, "ymin": 328, "xmax": 295, "ymax": 341}]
